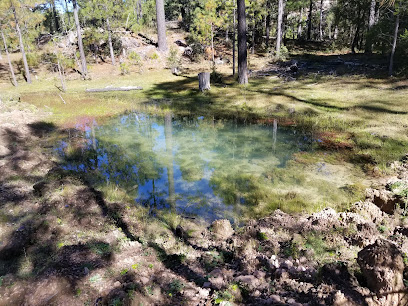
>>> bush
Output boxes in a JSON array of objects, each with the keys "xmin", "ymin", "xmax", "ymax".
[
  {"xmin": 26, "ymin": 53, "xmax": 40, "ymax": 68},
  {"xmin": 167, "ymin": 46, "xmax": 180, "ymax": 69},
  {"xmin": 119, "ymin": 62, "xmax": 130, "ymax": 75},
  {"xmin": 271, "ymin": 45, "xmax": 289, "ymax": 62},
  {"xmin": 149, "ymin": 51, "xmax": 159, "ymax": 60}
]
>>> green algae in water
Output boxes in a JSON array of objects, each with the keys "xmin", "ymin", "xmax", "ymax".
[{"xmin": 57, "ymin": 112, "xmax": 365, "ymax": 223}]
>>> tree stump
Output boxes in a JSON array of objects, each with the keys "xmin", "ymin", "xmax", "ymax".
[{"xmin": 198, "ymin": 72, "xmax": 211, "ymax": 91}]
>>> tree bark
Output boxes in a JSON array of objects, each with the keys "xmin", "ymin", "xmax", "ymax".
[
  {"xmin": 211, "ymin": 23, "xmax": 215, "ymax": 63},
  {"xmin": 307, "ymin": 0, "xmax": 313, "ymax": 40},
  {"xmin": 57, "ymin": 59, "xmax": 66, "ymax": 92},
  {"xmin": 237, "ymin": 0, "xmax": 248, "ymax": 85},
  {"xmin": 276, "ymin": 0, "xmax": 284, "ymax": 55},
  {"xmin": 389, "ymin": 13, "xmax": 399, "ymax": 76},
  {"xmin": 198, "ymin": 72, "xmax": 211, "ymax": 91},
  {"xmin": 155, "ymin": 0, "xmax": 168, "ymax": 51},
  {"xmin": 266, "ymin": 12, "xmax": 271, "ymax": 46},
  {"xmin": 106, "ymin": 17, "xmax": 116, "ymax": 65},
  {"xmin": 319, "ymin": 0, "xmax": 323, "ymax": 40},
  {"xmin": 298, "ymin": 7, "xmax": 303, "ymax": 39},
  {"xmin": 73, "ymin": 0, "xmax": 88, "ymax": 79},
  {"xmin": 233, "ymin": 8, "xmax": 236, "ymax": 76},
  {"xmin": 12, "ymin": 4, "xmax": 31, "ymax": 83},
  {"xmin": 1, "ymin": 31, "xmax": 17, "ymax": 87},
  {"xmin": 365, "ymin": 0, "xmax": 376, "ymax": 53}
]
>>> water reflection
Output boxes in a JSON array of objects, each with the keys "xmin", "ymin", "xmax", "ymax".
[{"xmin": 58, "ymin": 112, "xmax": 313, "ymax": 222}]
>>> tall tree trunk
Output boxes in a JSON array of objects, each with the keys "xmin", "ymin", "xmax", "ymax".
[
  {"xmin": 233, "ymin": 7, "xmax": 236, "ymax": 76},
  {"xmin": 307, "ymin": 0, "xmax": 313, "ymax": 40},
  {"xmin": 1, "ymin": 31, "xmax": 17, "ymax": 87},
  {"xmin": 266, "ymin": 12, "xmax": 271, "ymax": 46},
  {"xmin": 276, "ymin": 0, "xmax": 284, "ymax": 55},
  {"xmin": 106, "ymin": 17, "xmax": 116, "ymax": 65},
  {"xmin": 211, "ymin": 23, "xmax": 215, "ymax": 63},
  {"xmin": 12, "ymin": 4, "xmax": 31, "ymax": 83},
  {"xmin": 155, "ymin": 0, "xmax": 167, "ymax": 51},
  {"xmin": 319, "ymin": 0, "xmax": 323, "ymax": 40},
  {"xmin": 50, "ymin": 0, "xmax": 56, "ymax": 33},
  {"xmin": 365, "ymin": 0, "xmax": 376, "ymax": 53},
  {"xmin": 351, "ymin": 7, "xmax": 362, "ymax": 54},
  {"xmin": 73, "ymin": 0, "xmax": 88, "ymax": 79},
  {"xmin": 57, "ymin": 59, "xmax": 66, "ymax": 92},
  {"xmin": 251, "ymin": 25, "xmax": 255, "ymax": 54},
  {"xmin": 237, "ymin": 0, "xmax": 248, "ymax": 84},
  {"xmin": 389, "ymin": 13, "xmax": 399, "ymax": 76},
  {"xmin": 297, "ymin": 7, "xmax": 303, "ymax": 39}
]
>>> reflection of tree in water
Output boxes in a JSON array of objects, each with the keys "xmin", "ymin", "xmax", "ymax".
[
  {"xmin": 164, "ymin": 113, "xmax": 176, "ymax": 211},
  {"xmin": 59, "ymin": 112, "xmax": 313, "ymax": 221}
]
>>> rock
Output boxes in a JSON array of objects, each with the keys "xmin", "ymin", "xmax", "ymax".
[
  {"xmin": 365, "ymin": 188, "xmax": 399, "ymax": 214},
  {"xmin": 113, "ymin": 281, "xmax": 121, "ymax": 288},
  {"xmin": 203, "ymin": 282, "xmax": 211, "ymax": 288},
  {"xmin": 197, "ymin": 288, "xmax": 210, "ymax": 298},
  {"xmin": 267, "ymin": 295, "xmax": 281, "ymax": 303},
  {"xmin": 211, "ymin": 219, "xmax": 234, "ymax": 239},
  {"xmin": 358, "ymin": 239, "xmax": 407, "ymax": 305},
  {"xmin": 309, "ymin": 207, "xmax": 338, "ymax": 227},
  {"xmin": 254, "ymin": 270, "xmax": 266, "ymax": 280},
  {"xmin": 0, "ymin": 144, "xmax": 10, "ymax": 156},
  {"xmin": 234, "ymin": 275, "xmax": 259, "ymax": 290},
  {"xmin": 120, "ymin": 36, "xmax": 140, "ymax": 51}
]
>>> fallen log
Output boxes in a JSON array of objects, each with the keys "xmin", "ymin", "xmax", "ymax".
[{"xmin": 85, "ymin": 86, "xmax": 143, "ymax": 93}]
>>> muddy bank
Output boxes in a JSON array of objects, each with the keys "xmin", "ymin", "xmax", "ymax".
[{"xmin": 1, "ymin": 102, "xmax": 408, "ymax": 305}]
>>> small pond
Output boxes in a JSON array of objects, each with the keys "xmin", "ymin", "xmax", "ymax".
[{"xmin": 57, "ymin": 112, "xmax": 363, "ymax": 223}]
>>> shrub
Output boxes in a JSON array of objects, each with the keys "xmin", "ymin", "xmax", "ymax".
[
  {"xmin": 119, "ymin": 62, "xmax": 130, "ymax": 75},
  {"xmin": 167, "ymin": 46, "xmax": 180, "ymax": 69}
]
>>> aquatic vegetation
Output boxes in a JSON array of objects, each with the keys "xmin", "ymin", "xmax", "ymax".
[{"xmin": 56, "ymin": 112, "xmax": 367, "ymax": 222}]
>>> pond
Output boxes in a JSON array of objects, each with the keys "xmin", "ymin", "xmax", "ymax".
[{"xmin": 57, "ymin": 112, "xmax": 365, "ymax": 223}]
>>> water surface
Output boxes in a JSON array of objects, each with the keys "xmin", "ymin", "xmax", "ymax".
[{"xmin": 58, "ymin": 112, "xmax": 360, "ymax": 222}]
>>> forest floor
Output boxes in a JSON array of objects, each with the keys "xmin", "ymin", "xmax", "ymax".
[{"xmin": 2, "ymin": 28, "xmax": 408, "ymax": 305}]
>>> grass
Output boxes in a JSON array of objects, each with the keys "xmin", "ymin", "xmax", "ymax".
[{"xmin": 2, "ymin": 52, "xmax": 408, "ymax": 219}]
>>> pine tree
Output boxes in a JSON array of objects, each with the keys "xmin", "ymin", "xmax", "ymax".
[
  {"xmin": 237, "ymin": 0, "xmax": 248, "ymax": 84},
  {"xmin": 156, "ymin": 0, "xmax": 167, "ymax": 51}
]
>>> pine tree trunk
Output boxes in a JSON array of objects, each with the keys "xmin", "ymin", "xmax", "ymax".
[
  {"xmin": 266, "ymin": 13, "xmax": 271, "ymax": 46},
  {"xmin": 233, "ymin": 8, "xmax": 236, "ymax": 76},
  {"xmin": 73, "ymin": 0, "xmax": 88, "ymax": 79},
  {"xmin": 198, "ymin": 72, "xmax": 211, "ymax": 91},
  {"xmin": 57, "ymin": 59, "xmax": 66, "ymax": 92},
  {"xmin": 237, "ymin": 0, "xmax": 248, "ymax": 85},
  {"xmin": 297, "ymin": 8, "xmax": 303, "ymax": 39},
  {"xmin": 365, "ymin": 0, "xmax": 376, "ymax": 54},
  {"xmin": 106, "ymin": 17, "xmax": 116, "ymax": 65},
  {"xmin": 307, "ymin": 0, "xmax": 313, "ymax": 40},
  {"xmin": 319, "ymin": 0, "xmax": 323, "ymax": 41},
  {"xmin": 211, "ymin": 23, "xmax": 215, "ymax": 63},
  {"xmin": 12, "ymin": 5, "xmax": 31, "ymax": 83},
  {"xmin": 389, "ymin": 13, "xmax": 399, "ymax": 76},
  {"xmin": 276, "ymin": 0, "xmax": 284, "ymax": 55},
  {"xmin": 1, "ymin": 31, "xmax": 17, "ymax": 87},
  {"xmin": 155, "ymin": 0, "xmax": 168, "ymax": 51}
]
